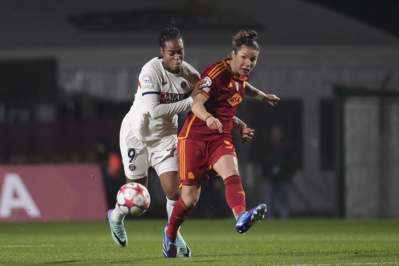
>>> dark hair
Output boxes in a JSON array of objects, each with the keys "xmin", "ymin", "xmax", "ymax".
[
  {"xmin": 232, "ymin": 30, "xmax": 259, "ymax": 53},
  {"xmin": 159, "ymin": 20, "xmax": 182, "ymax": 48}
]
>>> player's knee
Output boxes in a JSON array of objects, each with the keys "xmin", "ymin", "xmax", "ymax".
[
  {"xmin": 182, "ymin": 193, "xmax": 199, "ymax": 208},
  {"xmin": 165, "ymin": 189, "xmax": 181, "ymax": 201}
]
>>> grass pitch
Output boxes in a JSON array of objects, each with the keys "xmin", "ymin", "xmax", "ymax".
[{"xmin": 0, "ymin": 219, "xmax": 398, "ymax": 265}]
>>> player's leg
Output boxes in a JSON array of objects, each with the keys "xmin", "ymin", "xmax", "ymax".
[
  {"xmin": 151, "ymin": 135, "xmax": 192, "ymax": 257},
  {"xmin": 164, "ymin": 184, "xmax": 200, "ymax": 258},
  {"xmin": 163, "ymin": 138, "xmax": 206, "ymax": 258},
  {"xmin": 150, "ymin": 135, "xmax": 181, "ymax": 221},
  {"xmin": 158, "ymin": 170, "xmax": 192, "ymax": 257},
  {"xmin": 158, "ymin": 171, "xmax": 180, "ymax": 219},
  {"xmin": 213, "ymin": 154, "xmax": 246, "ymax": 218},
  {"xmin": 211, "ymin": 138, "xmax": 266, "ymax": 234},
  {"xmin": 107, "ymin": 176, "xmax": 147, "ymax": 247},
  {"xmin": 108, "ymin": 119, "xmax": 149, "ymax": 247},
  {"xmin": 168, "ymin": 184, "xmax": 201, "ymax": 233}
]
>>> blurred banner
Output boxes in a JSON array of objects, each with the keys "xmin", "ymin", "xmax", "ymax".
[{"xmin": 0, "ymin": 164, "xmax": 107, "ymax": 222}]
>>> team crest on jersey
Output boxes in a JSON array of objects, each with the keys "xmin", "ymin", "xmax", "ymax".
[
  {"xmin": 129, "ymin": 164, "xmax": 136, "ymax": 171},
  {"xmin": 143, "ymin": 75, "xmax": 151, "ymax": 83},
  {"xmin": 204, "ymin": 76, "xmax": 212, "ymax": 87},
  {"xmin": 181, "ymin": 81, "xmax": 187, "ymax": 89}
]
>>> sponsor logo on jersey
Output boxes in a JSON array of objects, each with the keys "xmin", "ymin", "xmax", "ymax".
[
  {"xmin": 227, "ymin": 93, "xmax": 243, "ymax": 106},
  {"xmin": 181, "ymin": 81, "xmax": 187, "ymax": 89},
  {"xmin": 129, "ymin": 164, "xmax": 136, "ymax": 171},
  {"xmin": 160, "ymin": 92, "xmax": 190, "ymax": 103},
  {"xmin": 143, "ymin": 74, "xmax": 151, "ymax": 83},
  {"xmin": 228, "ymin": 82, "xmax": 233, "ymax": 88},
  {"xmin": 204, "ymin": 76, "xmax": 212, "ymax": 87}
]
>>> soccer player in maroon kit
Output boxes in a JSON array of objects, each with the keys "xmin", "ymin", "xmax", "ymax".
[{"xmin": 162, "ymin": 30, "xmax": 280, "ymax": 258}]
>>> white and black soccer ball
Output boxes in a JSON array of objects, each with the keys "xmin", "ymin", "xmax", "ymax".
[{"xmin": 116, "ymin": 183, "xmax": 151, "ymax": 216}]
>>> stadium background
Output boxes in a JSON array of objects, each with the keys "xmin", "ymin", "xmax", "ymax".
[{"xmin": 1, "ymin": 0, "xmax": 399, "ymax": 222}]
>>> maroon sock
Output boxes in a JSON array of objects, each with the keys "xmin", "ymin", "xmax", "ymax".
[
  {"xmin": 167, "ymin": 197, "xmax": 193, "ymax": 239},
  {"xmin": 224, "ymin": 175, "xmax": 246, "ymax": 218}
]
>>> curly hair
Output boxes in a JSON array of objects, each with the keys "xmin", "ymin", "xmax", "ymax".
[
  {"xmin": 232, "ymin": 30, "xmax": 259, "ymax": 53},
  {"xmin": 159, "ymin": 19, "xmax": 183, "ymax": 48}
]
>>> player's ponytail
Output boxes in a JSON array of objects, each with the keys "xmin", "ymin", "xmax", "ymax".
[{"xmin": 232, "ymin": 30, "xmax": 260, "ymax": 53}]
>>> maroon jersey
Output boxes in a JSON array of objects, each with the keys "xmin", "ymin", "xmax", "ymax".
[{"xmin": 179, "ymin": 59, "xmax": 248, "ymax": 141}]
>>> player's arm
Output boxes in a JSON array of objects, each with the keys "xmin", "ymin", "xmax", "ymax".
[
  {"xmin": 192, "ymin": 93, "xmax": 223, "ymax": 133},
  {"xmin": 144, "ymin": 78, "xmax": 206, "ymax": 119},
  {"xmin": 233, "ymin": 116, "xmax": 255, "ymax": 144},
  {"xmin": 144, "ymin": 93, "xmax": 191, "ymax": 119},
  {"xmin": 245, "ymin": 82, "xmax": 280, "ymax": 106}
]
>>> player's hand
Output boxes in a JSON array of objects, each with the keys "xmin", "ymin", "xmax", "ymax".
[
  {"xmin": 240, "ymin": 127, "xmax": 255, "ymax": 144},
  {"xmin": 263, "ymin": 94, "xmax": 280, "ymax": 106},
  {"xmin": 206, "ymin": 116, "xmax": 223, "ymax": 133},
  {"xmin": 191, "ymin": 79, "xmax": 207, "ymax": 99}
]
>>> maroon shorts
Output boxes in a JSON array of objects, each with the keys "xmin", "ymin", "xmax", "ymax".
[{"xmin": 178, "ymin": 135, "xmax": 237, "ymax": 186}]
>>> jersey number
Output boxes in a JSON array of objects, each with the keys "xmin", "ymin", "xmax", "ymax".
[{"xmin": 128, "ymin": 148, "xmax": 136, "ymax": 162}]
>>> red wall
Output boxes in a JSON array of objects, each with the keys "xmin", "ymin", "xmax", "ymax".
[{"xmin": 0, "ymin": 164, "xmax": 108, "ymax": 222}]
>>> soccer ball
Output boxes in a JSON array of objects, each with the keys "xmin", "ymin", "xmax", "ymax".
[{"xmin": 116, "ymin": 183, "xmax": 151, "ymax": 216}]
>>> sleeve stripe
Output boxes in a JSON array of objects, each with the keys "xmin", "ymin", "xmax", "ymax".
[
  {"xmin": 208, "ymin": 62, "xmax": 225, "ymax": 78},
  {"xmin": 209, "ymin": 67, "xmax": 225, "ymax": 79},
  {"xmin": 142, "ymin": 91, "xmax": 160, "ymax": 96},
  {"xmin": 201, "ymin": 91, "xmax": 210, "ymax": 98}
]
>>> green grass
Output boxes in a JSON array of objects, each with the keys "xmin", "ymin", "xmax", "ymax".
[{"xmin": 0, "ymin": 219, "xmax": 398, "ymax": 265}]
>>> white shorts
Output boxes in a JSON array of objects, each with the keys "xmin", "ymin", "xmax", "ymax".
[{"xmin": 119, "ymin": 118, "xmax": 178, "ymax": 180}]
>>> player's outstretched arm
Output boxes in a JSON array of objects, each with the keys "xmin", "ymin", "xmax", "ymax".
[{"xmin": 245, "ymin": 82, "xmax": 280, "ymax": 106}]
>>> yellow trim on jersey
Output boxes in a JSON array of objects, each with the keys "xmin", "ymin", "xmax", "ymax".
[
  {"xmin": 178, "ymin": 114, "xmax": 197, "ymax": 140},
  {"xmin": 209, "ymin": 67, "xmax": 225, "ymax": 79},
  {"xmin": 201, "ymin": 91, "xmax": 210, "ymax": 98},
  {"xmin": 208, "ymin": 62, "xmax": 225, "ymax": 78}
]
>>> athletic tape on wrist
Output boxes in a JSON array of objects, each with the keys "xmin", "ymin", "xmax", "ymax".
[{"xmin": 255, "ymin": 90, "xmax": 266, "ymax": 100}]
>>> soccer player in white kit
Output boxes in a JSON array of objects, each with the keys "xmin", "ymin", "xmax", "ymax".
[{"xmin": 107, "ymin": 25, "xmax": 252, "ymax": 258}]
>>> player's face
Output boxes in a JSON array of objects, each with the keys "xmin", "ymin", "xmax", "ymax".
[
  {"xmin": 160, "ymin": 38, "xmax": 185, "ymax": 74},
  {"xmin": 230, "ymin": 45, "xmax": 259, "ymax": 76}
]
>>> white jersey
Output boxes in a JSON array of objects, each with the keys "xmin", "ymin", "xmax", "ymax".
[{"xmin": 125, "ymin": 57, "xmax": 200, "ymax": 141}]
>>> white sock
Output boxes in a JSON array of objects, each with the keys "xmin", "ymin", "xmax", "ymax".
[
  {"xmin": 111, "ymin": 204, "xmax": 126, "ymax": 224},
  {"xmin": 166, "ymin": 197, "xmax": 177, "ymax": 223}
]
